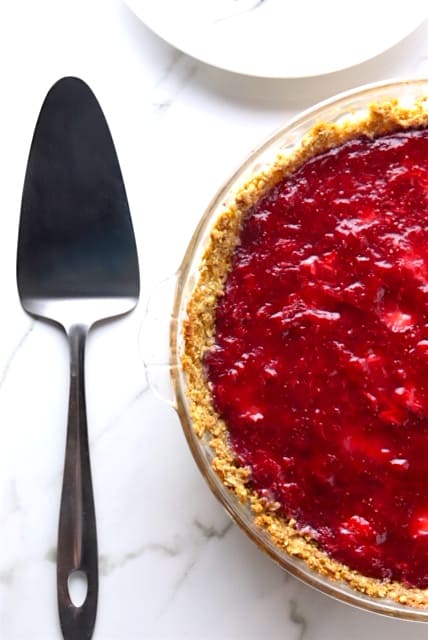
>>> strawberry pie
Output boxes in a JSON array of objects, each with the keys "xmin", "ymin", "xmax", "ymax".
[{"xmin": 183, "ymin": 97, "xmax": 428, "ymax": 607}]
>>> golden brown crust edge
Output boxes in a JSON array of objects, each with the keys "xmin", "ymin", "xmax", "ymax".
[{"xmin": 182, "ymin": 99, "xmax": 428, "ymax": 608}]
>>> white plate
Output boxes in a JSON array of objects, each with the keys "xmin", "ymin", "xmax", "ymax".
[{"xmin": 123, "ymin": 0, "xmax": 428, "ymax": 78}]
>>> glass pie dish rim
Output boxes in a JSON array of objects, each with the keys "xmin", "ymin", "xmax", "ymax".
[{"xmin": 168, "ymin": 76, "xmax": 428, "ymax": 621}]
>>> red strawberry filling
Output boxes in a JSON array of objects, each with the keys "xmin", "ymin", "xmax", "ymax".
[{"xmin": 205, "ymin": 128, "xmax": 428, "ymax": 588}]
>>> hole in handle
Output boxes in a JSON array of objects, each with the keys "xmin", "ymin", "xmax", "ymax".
[{"xmin": 68, "ymin": 570, "xmax": 88, "ymax": 608}]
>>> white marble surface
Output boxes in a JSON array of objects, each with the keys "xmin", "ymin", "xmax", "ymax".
[{"xmin": 1, "ymin": 1, "xmax": 428, "ymax": 639}]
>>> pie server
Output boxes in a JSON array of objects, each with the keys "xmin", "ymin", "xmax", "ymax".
[{"xmin": 16, "ymin": 77, "xmax": 140, "ymax": 639}]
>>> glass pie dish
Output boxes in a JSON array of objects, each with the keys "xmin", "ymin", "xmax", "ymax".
[{"xmin": 142, "ymin": 78, "xmax": 428, "ymax": 620}]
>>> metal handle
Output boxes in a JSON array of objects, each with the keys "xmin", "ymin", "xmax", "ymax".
[{"xmin": 57, "ymin": 323, "xmax": 98, "ymax": 640}]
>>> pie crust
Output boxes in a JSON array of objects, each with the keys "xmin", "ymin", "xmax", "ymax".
[{"xmin": 182, "ymin": 97, "xmax": 428, "ymax": 608}]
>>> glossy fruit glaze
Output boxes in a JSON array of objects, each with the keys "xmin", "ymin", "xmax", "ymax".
[{"xmin": 205, "ymin": 127, "xmax": 428, "ymax": 588}]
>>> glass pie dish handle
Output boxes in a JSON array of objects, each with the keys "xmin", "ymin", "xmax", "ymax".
[{"xmin": 140, "ymin": 272, "xmax": 180, "ymax": 407}]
